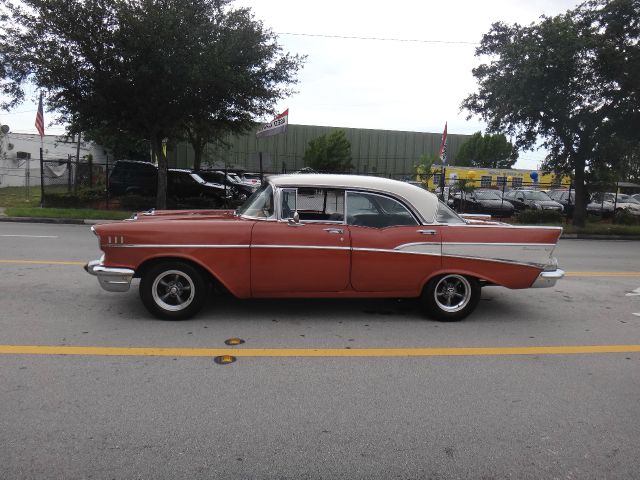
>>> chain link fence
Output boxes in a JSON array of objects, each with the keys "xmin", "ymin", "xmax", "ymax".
[{"xmin": 7, "ymin": 158, "xmax": 634, "ymax": 221}]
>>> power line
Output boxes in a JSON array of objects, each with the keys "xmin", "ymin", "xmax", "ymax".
[{"xmin": 276, "ymin": 32, "xmax": 478, "ymax": 45}]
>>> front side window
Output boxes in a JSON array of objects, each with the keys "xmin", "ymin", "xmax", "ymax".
[
  {"xmin": 236, "ymin": 184, "xmax": 274, "ymax": 218},
  {"xmin": 435, "ymin": 201, "xmax": 465, "ymax": 224},
  {"xmin": 280, "ymin": 188, "xmax": 297, "ymax": 219},
  {"xmin": 346, "ymin": 191, "xmax": 418, "ymax": 228},
  {"xmin": 281, "ymin": 188, "xmax": 345, "ymax": 222}
]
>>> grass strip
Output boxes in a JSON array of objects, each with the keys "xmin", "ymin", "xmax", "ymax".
[{"xmin": 5, "ymin": 207, "xmax": 131, "ymax": 220}]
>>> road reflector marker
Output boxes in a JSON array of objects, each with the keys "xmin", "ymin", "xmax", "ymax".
[
  {"xmin": 214, "ymin": 355, "xmax": 236, "ymax": 365},
  {"xmin": 224, "ymin": 338, "xmax": 245, "ymax": 346}
]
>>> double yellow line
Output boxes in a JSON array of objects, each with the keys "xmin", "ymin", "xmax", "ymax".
[{"xmin": 1, "ymin": 344, "xmax": 640, "ymax": 358}]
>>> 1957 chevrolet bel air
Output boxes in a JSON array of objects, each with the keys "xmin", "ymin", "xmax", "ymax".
[{"xmin": 85, "ymin": 174, "xmax": 564, "ymax": 321}]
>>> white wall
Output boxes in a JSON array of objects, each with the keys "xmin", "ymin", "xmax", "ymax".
[{"xmin": 0, "ymin": 133, "xmax": 108, "ymax": 188}]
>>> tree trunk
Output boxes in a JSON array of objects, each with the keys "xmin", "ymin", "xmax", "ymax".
[
  {"xmin": 572, "ymin": 155, "xmax": 587, "ymax": 228},
  {"xmin": 154, "ymin": 134, "xmax": 168, "ymax": 210},
  {"xmin": 193, "ymin": 142, "xmax": 202, "ymax": 172}
]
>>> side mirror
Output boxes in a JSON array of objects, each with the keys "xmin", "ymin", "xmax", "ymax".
[{"xmin": 288, "ymin": 211, "xmax": 300, "ymax": 225}]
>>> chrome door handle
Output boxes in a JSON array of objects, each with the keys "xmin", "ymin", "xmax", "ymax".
[
  {"xmin": 417, "ymin": 229, "xmax": 437, "ymax": 235},
  {"xmin": 323, "ymin": 228, "xmax": 344, "ymax": 234}
]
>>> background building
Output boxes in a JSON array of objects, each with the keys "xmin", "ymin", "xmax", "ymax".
[
  {"xmin": 168, "ymin": 124, "xmax": 470, "ymax": 177},
  {"xmin": 0, "ymin": 132, "xmax": 107, "ymax": 188},
  {"xmin": 423, "ymin": 165, "xmax": 571, "ymax": 190}
]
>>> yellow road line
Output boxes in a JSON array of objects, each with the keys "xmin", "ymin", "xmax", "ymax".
[
  {"xmin": 565, "ymin": 272, "xmax": 640, "ymax": 277},
  {"xmin": 0, "ymin": 260, "xmax": 85, "ymax": 266},
  {"xmin": 1, "ymin": 344, "xmax": 640, "ymax": 358}
]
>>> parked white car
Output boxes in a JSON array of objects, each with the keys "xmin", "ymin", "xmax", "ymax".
[{"xmin": 592, "ymin": 193, "xmax": 640, "ymax": 216}]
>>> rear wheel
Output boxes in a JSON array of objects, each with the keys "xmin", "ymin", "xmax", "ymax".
[
  {"xmin": 140, "ymin": 261, "xmax": 207, "ymax": 320},
  {"xmin": 422, "ymin": 274, "xmax": 481, "ymax": 321}
]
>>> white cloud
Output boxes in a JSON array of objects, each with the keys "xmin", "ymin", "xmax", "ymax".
[{"xmin": 2, "ymin": 0, "xmax": 580, "ymax": 168}]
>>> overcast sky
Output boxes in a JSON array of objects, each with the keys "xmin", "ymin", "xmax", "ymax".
[{"xmin": 1, "ymin": 0, "xmax": 579, "ymax": 169}]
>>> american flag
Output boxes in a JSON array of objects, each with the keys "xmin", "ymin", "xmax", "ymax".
[
  {"xmin": 35, "ymin": 92, "xmax": 44, "ymax": 137},
  {"xmin": 438, "ymin": 121, "xmax": 448, "ymax": 165}
]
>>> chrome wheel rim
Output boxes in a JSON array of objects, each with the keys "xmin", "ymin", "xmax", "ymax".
[
  {"xmin": 152, "ymin": 270, "xmax": 195, "ymax": 312},
  {"xmin": 434, "ymin": 275, "xmax": 472, "ymax": 313}
]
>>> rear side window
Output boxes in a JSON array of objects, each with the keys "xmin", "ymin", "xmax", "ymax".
[{"xmin": 346, "ymin": 192, "xmax": 417, "ymax": 228}]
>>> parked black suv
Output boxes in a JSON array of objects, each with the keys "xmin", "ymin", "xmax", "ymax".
[
  {"xmin": 109, "ymin": 161, "xmax": 229, "ymax": 204},
  {"xmin": 109, "ymin": 160, "xmax": 157, "ymax": 196}
]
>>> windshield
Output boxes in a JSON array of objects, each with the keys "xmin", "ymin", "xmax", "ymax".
[
  {"xmin": 618, "ymin": 194, "xmax": 640, "ymax": 204},
  {"xmin": 474, "ymin": 190, "xmax": 502, "ymax": 200},
  {"xmin": 236, "ymin": 183, "xmax": 274, "ymax": 218},
  {"xmin": 190, "ymin": 173, "xmax": 206, "ymax": 185},
  {"xmin": 525, "ymin": 191, "xmax": 552, "ymax": 201}
]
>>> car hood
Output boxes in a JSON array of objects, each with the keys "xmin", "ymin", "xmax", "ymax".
[
  {"xmin": 131, "ymin": 209, "xmax": 237, "ymax": 221},
  {"xmin": 530, "ymin": 200, "xmax": 561, "ymax": 207},
  {"xmin": 477, "ymin": 199, "xmax": 514, "ymax": 209}
]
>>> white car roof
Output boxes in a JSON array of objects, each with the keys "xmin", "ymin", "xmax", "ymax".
[{"xmin": 268, "ymin": 174, "xmax": 439, "ymax": 222}]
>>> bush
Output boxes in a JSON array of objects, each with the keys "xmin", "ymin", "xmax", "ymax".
[
  {"xmin": 516, "ymin": 208, "xmax": 563, "ymax": 224},
  {"xmin": 118, "ymin": 194, "xmax": 156, "ymax": 211},
  {"xmin": 43, "ymin": 188, "xmax": 106, "ymax": 208},
  {"xmin": 612, "ymin": 208, "xmax": 640, "ymax": 225}
]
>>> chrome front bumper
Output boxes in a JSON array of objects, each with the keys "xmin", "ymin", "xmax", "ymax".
[
  {"xmin": 85, "ymin": 259, "xmax": 135, "ymax": 292},
  {"xmin": 531, "ymin": 269, "xmax": 565, "ymax": 288}
]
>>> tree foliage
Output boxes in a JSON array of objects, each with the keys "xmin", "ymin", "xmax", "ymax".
[
  {"xmin": 415, "ymin": 153, "xmax": 438, "ymax": 183},
  {"xmin": 455, "ymin": 131, "xmax": 517, "ymax": 169},
  {"xmin": 303, "ymin": 130, "xmax": 353, "ymax": 172},
  {"xmin": 0, "ymin": 0, "xmax": 304, "ymax": 207},
  {"xmin": 461, "ymin": 0, "xmax": 640, "ymax": 226}
]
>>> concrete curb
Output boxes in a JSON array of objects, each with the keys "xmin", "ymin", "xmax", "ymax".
[
  {"xmin": 0, "ymin": 216, "xmax": 120, "ymax": 225},
  {"xmin": 1, "ymin": 215, "xmax": 639, "ymax": 239}
]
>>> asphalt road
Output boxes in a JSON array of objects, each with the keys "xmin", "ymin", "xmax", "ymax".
[{"xmin": 1, "ymin": 222, "xmax": 640, "ymax": 479}]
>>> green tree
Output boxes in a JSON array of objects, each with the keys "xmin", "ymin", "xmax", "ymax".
[
  {"xmin": 456, "ymin": 131, "xmax": 517, "ymax": 168},
  {"xmin": 461, "ymin": 0, "xmax": 640, "ymax": 227},
  {"xmin": 303, "ymin": 130, "xmax": 353, "ymax": 172},
  {"xmin": 0, "ymin": 0, "xmax": 304, "ymax": 208},
  {"xmin": 414, "ymin": 153, "xmax": 438, "ymax": 186}
]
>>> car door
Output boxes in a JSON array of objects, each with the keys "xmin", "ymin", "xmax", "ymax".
[
  {"xmin": 251, "ymin": 187, "xmax": 351, "ymax": 295},
  {"xmin": 347, "ymin": 191, "xmax": 442, "ymax": 294}
]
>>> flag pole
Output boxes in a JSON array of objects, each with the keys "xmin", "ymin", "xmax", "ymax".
[
  {"xmin": 35, "ymin": 91, "xmax": 45, "ymax": 206},
  {"xmin": 39, "ymin": 136, "xmax": 44, "ymax": 207}
]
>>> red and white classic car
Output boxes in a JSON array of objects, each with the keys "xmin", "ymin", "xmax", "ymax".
[{"xmin": 85, "ymin": 174, "xmax": 564, "ymax": 321}]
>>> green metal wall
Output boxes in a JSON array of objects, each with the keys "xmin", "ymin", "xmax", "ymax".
[{"xmin": 168, "ymin": 124, "xmax": 469, "ymax": 177}]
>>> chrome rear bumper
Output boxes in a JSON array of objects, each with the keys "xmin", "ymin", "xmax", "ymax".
[
  {"xmin": 531, "ymin": 269, "xmax": 565, "ymax": 288},
  {"xmin": 85, "ymin": 259, "xmax": 135, "ymax": 292}
]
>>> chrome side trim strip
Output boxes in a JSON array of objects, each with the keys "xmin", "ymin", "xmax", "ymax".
[
  {"xmin": 252, "ymin": 245, "xmax": 350, "ymax": 251},
  {"xmin": 353, "ymin": 247, "xmax": 441, "ymax": 257},
  {"xmin": 443, "ymin": 253, "xmax": 545, "ymax": 269},
  {"xmin": 442, "ymin": 242, "xmax": 554, "ymax": 269},
  {"xmin": 444, "ymin": 242, "xmax": 556, "ymax": 247},
  {"xmin": 446, "ymin": 224, "xmax": 563, "ymax": 231},
  {"xmin": 105, "ymin": 244, "xmax": 250, "ymax": 248}
]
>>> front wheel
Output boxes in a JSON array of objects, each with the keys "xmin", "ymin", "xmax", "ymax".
[
  {"xmin": 422, "ymin": 274, "xmax": 481, "ymax": 321},
  {"xmin": 140, "ymin": 261, "xmax": 207, "ymax": 320}
]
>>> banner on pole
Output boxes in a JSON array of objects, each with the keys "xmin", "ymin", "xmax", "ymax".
[
  {"xmin": 256, "ymin": 109, "xmax": 288, "ymax": 138},
  {"xmin": 438, "ymin": 121, "xmax": 448, "ymax": 165}
]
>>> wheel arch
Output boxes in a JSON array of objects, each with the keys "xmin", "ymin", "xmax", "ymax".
[
  {"xmin": 420, "ymin": 269, "xmax": 488, "ymax": 294},
  {"xmin": 134, "ymin": 255, "xmax": 233, "ymax": 296}
]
